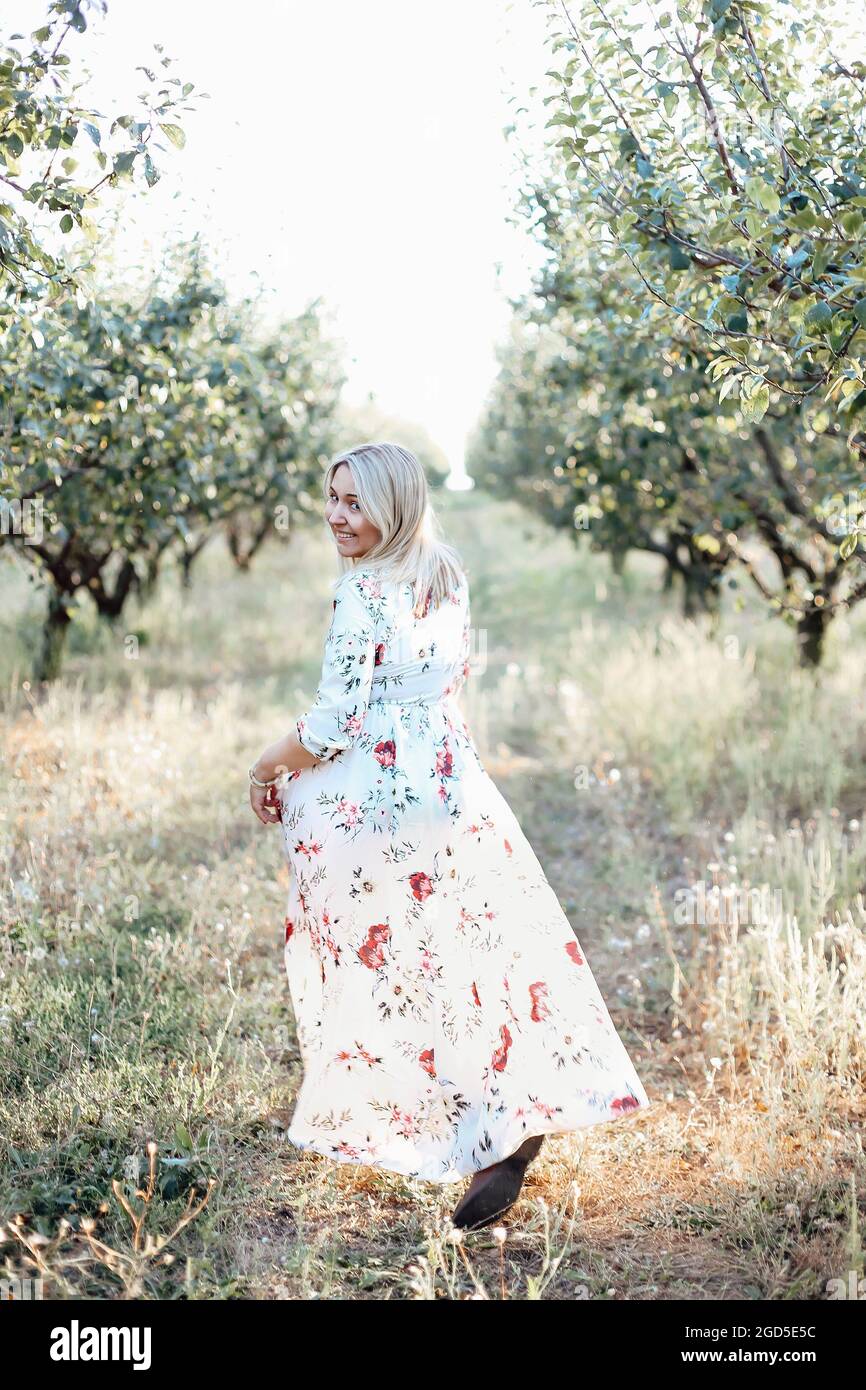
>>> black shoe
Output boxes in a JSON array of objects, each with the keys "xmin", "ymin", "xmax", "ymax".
[{"xmin": 451, "ymin": 1135, "xmax": 545, "ymax": 1232}]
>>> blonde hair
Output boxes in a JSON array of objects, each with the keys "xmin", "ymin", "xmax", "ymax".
[{"xmin": 323, "ymin": 441, "xmax": 467, "ymax": 617}]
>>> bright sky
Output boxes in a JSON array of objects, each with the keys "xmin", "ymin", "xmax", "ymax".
[{"xmin": 14, "ymin": 0, "xmax": 552, "ymax": 484}]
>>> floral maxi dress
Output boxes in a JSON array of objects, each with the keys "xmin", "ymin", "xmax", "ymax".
[{"xmin": 278, "ymin": 565, "xmax": 651, "ymax": 1183}]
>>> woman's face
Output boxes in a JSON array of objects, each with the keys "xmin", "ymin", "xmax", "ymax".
[{"xmin": 326, "ymin": 462, "xmax": 382, "ymax": 558}]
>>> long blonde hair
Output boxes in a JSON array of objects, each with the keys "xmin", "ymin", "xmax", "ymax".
[{"xmin": 323, "ymin": 441, "xmax": 467, "ymax": 616}]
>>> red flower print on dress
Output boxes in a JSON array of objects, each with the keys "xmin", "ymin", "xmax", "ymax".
[
  {"xmin": 504, "ymin": 838, "xmax": 513, "ymax": 856},
  {"xmin": 284, "ymin": 916, "xmax": 295, "ymax": 942},
  {"xmin": 491, "ymin": 1023, "xmax": 513, "ymax": 1073},
  {"xmin": 343, "ymin": 712, "xmax": 366, "ymax": 740},
  {"xmin": 293, "ymin": 839, "xmax": 323, "ymax": 859},
  {"xmin": 359, "ymin": 574, "xmax": 384, "ymax": 601},
  {"xmin": 565, "ymin": 939, "xmax": 584, "ymax": 966},
  {"xmin": 435, "ymin": 745, "xmax": 453, "ymax": 777},
  {"xmin": 471, "ymin": 980, "xmax": 481, "ymax": 1008},
  {"xmin": 529, "ymin": 981, "xmax": 551, "ymax": 1022},
  {"xmin": 357, "ymin": 922, "xmax": 390, "ymax": 969},
  {"xmin": 374, "ymin": 739, "xmax": 396, "ymax": 768},
  {"xmin": 409, "ymin": 871, "xmax": 434, "ymax": 901},
  {"xmin": 334, "ymin": 1140, "xmax": 363, "ymax": 1158},
  {"xmin": 374, "ymin": 642, "xmax": 386, "ymax": 666},
  {"xmin": 610, "ymin": 1094, "xmax": 640, "ymax": 1113},
  {"xmin": 419, "ymin": 1047, "xmax": 436, "ymax": 1077},
  {"xmin": 335, "ymin": 1042, "xmax": 382, "ymax": 1070}
]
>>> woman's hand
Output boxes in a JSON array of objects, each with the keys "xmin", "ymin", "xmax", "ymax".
[
  {"xmin": 248, "ymin": 730, "xmax": 320, "ymax": 826},
  {"xmin": 249, "ymin": 778, "xmax": 282, "ymax": 826}
]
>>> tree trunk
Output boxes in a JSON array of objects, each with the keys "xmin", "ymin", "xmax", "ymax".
[
  {"xmin": 796, "ymin": 607, "xmax": 829, "ymax": 667},
  {"xmin": 681, "ymin": 563, "xmax": 723, "ymax": 620},
  {"xmin": 36, "ymin": 588, "xmax": 73, "ymax": 683},
  {"xmin": 181, "ymin": 536, "xmax": 210, "ymax": 588},
  {"xmin": 92, "ymin": 557, "xmax": 138, "ymax": 620}
]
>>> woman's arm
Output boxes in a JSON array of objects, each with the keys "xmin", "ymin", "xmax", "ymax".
[
  {"xmin": 248, "ymin": 730, "xmax": 320, "ymax": 826},
  {"xmin": 248, "ymin": 574, "xmax": 376, "ymax": 825},
  {"xmin": 254, "ymin": 729, "xmax": 321, "ymax": 781}
]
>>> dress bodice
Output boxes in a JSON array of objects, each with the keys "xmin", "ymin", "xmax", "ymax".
[
  {"xmin": 347, "ymin": 567, "xmax": 471, "ymax": 707},
  {"xmin": 294, "ymin": 564, "xmax": 471, "ymax": 764}
]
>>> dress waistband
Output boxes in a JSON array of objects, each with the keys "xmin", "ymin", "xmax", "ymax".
[
  {"xmin": 369, "ymin": 693, "xmax": 451, "ymax": 706},
  {"xmin": 369, "ymin": 657, "xmax": 455, "ymax": 705}
]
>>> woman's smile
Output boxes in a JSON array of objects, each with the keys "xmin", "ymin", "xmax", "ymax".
[{"xmin": 326, "ymin": 461, "xmax": 382, "ymax": 556}]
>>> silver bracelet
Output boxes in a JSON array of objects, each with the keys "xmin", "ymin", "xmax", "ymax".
[{"xmin": 249, "ymin": 763, "xmax": 278, "ymax": 788}]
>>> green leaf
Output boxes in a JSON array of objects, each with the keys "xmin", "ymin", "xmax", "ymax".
[
  {"xmin": 159, "ymin": 123, "xmax": 186, "ymax": 149},
  {"xmin": 745, "ymin": 176, "xmax": 781, "ymax": 214},
  {"xmin": 741, "ymin": 382, "xmax": 770, "ymax": 422},
  {"xmin": 59, "ymin": 213, "xmax": 73, "ymax": 233},
  {"xmin": 744, "ymin": 210, "xmax": 764, "ymax": 239},
  {"xmin": 804, "ymin": 300, "xmax": 833, "ymax": 330},
  {"xmin": 113, "ymin": 150, "xmax": 137, "ymax": 176},
  {"xmin": 839, "ymin": 533, "xmax": 859, "ymax": 560}
]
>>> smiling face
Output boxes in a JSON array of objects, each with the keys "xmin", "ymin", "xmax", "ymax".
[{"xmin": 326, "ymin": 462, "xmax": 382, "ymax": 558}]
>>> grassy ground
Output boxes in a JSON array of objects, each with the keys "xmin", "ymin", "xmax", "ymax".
[{"xmin": 1, "ymin": 489, "xmax": 865, "ymax": 1300}]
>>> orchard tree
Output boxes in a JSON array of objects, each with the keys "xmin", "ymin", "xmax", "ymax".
[
  {"xmin": 469, "ymin": 304, "xmax": 736, "ymax": 616},
  {"xmin": 220, "ymin": 305, "xmax": 346, "ymax": 576},
  {"xmin": 0, "ymin": 243, "xmax": 346, "ymax": 680},
  {"xmin": 1, "ymin": 0, "xmax": 200, "ymax": 316},
  {"xmin": 535, "ymin": 0, "xmax": 866, "ymax": 440},
  {"xmin": 470, "ymin": 206, "xmax": 866, "ymax": 659},
  {"xmin": 481, "ymin": 0, "xmax": 866, "ymax": 660},
  {"xmin": 0, "ymin": 252, "xmax": 228, "ymax": 676}
]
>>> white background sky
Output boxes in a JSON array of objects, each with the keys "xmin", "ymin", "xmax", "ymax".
[{"xmin": 13, "ymin": 0, "xmax": 554, "ymax": 483}]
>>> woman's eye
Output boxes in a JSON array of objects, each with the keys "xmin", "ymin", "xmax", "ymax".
[{"xmin": 329, "ymin": 494, "xmax": 360, "ymax": 514}]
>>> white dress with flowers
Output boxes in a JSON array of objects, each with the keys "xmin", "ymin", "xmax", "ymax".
[{"xmin": 277, "ymin": 564, "xmax": 651, "ymax": 1183}]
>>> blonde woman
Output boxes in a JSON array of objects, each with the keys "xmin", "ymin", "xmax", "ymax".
[{"xmin": 249, "ymin": 442, "xmax": 651, "ymax": 1231}]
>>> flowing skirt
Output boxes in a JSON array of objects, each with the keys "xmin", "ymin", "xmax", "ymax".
[{"xmin": 278, "ymin": 698, "xmax": 651, "ymax": 1183}]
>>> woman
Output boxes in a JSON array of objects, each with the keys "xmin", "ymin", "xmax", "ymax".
[{"xmin": 249, "ymin": 442, "xmax": 651, "ymax": 1232}]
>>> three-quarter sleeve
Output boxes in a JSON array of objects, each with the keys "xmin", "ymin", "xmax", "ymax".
[{"xmin": 296, "ymin": 576, "xmax": 377, "ymax": 762}]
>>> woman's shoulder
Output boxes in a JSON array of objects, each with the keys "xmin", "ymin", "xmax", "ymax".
[
  {"xmin": 332, "ymin": 562, "xmax": 469, "ymax": 620},
  {"xmin": 331, "ymin": 565, "xmax": 395, "ymax": 628}
]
